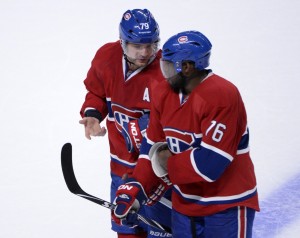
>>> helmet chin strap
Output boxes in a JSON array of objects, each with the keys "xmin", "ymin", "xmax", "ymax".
[
  {"xmin": 120, "ymin": 40, "xmax": 136, "ymax": 67},
  {"xmin": 123, "ymin": 53, "xmax": 137, "ymax": 67},
  {"xmin": 121, "ymin": 39, "xmax": 157, "ymax": 70},
  {"xmin": 124, "ymin": 54, "xmax": 144, "ymax": 75},
  {"xmin": 123, "ymin": 54, "xmax": 134, "ymax": 65},
  {"xmin": 124, "ymin": 53, "xmax": 156, "ymax": 71}
]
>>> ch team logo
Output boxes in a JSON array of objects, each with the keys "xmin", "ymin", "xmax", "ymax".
[
  {"xmin": 111, "ymin": 103, "xmax": 144, "ymax": 132},
  {"xmin": 124, "ymin": 13, "xmax": 131, "ymax": 20},
  {"xmin": 164, "ymin": 128, "xmax": 202, "ymax": 154},
  {"xmin": 178, "ymin": 35, "xmax": 188, "ymax": 43}
]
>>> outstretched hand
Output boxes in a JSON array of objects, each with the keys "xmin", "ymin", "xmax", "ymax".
[{"xmin": 79, "ymin": 117, "xmax": 106, "ymax": 140}]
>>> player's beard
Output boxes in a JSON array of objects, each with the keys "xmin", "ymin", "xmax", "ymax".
[
  {"xmin": 167, "ymin": 73, "xmax": 186, "ymax": 94},
  {"xmin": 167, "ymin": 71, "xmax": 202, "ymax": 95}
]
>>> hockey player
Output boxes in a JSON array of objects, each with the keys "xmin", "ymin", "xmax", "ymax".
[
  {"xmin": 79, "ymin": 9, "xmax": 171, "ymax": 238},
  {"xmin": 113, "ymin": 31, "xmax": 260, "ymax": 237}
]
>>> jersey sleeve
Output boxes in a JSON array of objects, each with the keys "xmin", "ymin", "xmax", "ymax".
[
  {"xmin": 132, "ymin": 91, "xmax": 166, "ymax": 194},
  {"xmin": 80, "ymin": 49, "xmax": 108, "ymax": 119},
  {"xmin": 168, "ymin": 91, "xmax": 248, "ymax": 185}
]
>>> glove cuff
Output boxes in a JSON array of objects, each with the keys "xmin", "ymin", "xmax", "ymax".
[
  {"xmin": 149, "ymin": 142, "xmax": 169, "ymax": 177},
  {"xmin": 117, "ymin": 179, "xmax": 148, "ymax": 205}
]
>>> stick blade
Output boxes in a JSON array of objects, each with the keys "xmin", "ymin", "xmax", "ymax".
[{"xmin": 61, "ymin": 143, "xmax": 83, "ymax": 194}]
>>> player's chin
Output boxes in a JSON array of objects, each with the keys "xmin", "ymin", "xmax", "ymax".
[{"xmin": 135, "ymin": 59, "xmax": 149, "ymax": 67}]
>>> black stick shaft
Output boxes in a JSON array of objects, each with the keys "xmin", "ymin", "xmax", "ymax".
[{"xmin": 61, "ymin": 143, "xmax": 171, "ymax": 234}]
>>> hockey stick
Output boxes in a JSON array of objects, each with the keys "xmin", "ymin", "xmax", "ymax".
[{"xmin": 61, "ymin": 142, "xmax": 171, "ymax": 234}]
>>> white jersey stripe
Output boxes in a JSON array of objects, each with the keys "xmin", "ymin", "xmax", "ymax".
[
  {"xmin": 174, "ymin": 185, "xmax": 257, "ymax": 203},
  {"xmin": 110, "ymin": 153, "xmax": 137, "ymax": 166},
  {"xmin": 201, "ymin": 141, "xmax": 234, "ymax": 162}
]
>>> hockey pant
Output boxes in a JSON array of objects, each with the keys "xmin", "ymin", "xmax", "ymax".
[{"xmin": 172, "ymin": 206, "xmax": 255, "ymax": 238}]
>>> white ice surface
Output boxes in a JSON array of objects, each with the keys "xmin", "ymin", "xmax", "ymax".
[{"xmin": 1, "ymin": 0, "xmax": 300, "ymax": 237}]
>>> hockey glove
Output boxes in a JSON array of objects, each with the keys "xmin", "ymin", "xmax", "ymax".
[
  {"xmin": 146, "ymin": 182, "xmax": 172, "ymax": 206},
  {"xmin": 121, "ymin": 114, "xmax": 149, "ymax": 153},
  {"xmin": 113, "ymin": 181, "xmax": 148, "ymax": 228},
  {"xmin": 149, "ymin": 142, "xmax": 173, "ymax": 186}
]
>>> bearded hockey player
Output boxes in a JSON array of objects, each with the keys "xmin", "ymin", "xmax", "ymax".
[{"xmin": 113, "ymin": 30, "xmax": 260, "ymax": 238}]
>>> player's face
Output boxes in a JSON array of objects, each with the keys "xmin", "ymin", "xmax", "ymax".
[
  {"xmin": 125, "ymin": 43, "xmax": 158, "ymax": 67},
  {"xmin": 160, "ymin": 60, "xmax": 178, "ymax": 79},
  {"xmin": 160, "ymin": 60, "xmax": 195, "ymax": 94}
]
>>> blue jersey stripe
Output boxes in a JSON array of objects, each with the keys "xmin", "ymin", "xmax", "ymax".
[{"xmin": 192, "ymin": 147, "xmax": 231, "ymax": 181}]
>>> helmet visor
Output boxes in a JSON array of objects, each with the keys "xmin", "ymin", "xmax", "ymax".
[
  {"xmin": 123, "ymin": 42, "xmax": 159, "ymax": 57},
  {"xmin": 160, "ymin": 59, "xmax": 178, "ymax": 79}
]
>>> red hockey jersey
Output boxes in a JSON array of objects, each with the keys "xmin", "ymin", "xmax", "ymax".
[
  {"xmin": 133, "ymin": 72, "xmax": 260, "ymax": 216},
  {"xmin": 80, "ymin": 41, "xmax": 164, "ymax": 177}
]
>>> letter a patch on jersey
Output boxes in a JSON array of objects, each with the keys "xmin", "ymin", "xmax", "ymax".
[{"xmin": 143, "ymin": 87, "xmax": 150, "ymax": 102}]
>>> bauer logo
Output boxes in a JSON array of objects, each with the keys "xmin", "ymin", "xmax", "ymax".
[
  {"xmin": 149, "ymin": 230, "xmax": 172, "ymax": 237},
  {"xmin": 178, "ymin": 36, "xmax": 188, "ymax": 43},
  {"xmin": 124, "ymin": 13, "xmax": 131, "ymax": 20}
]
